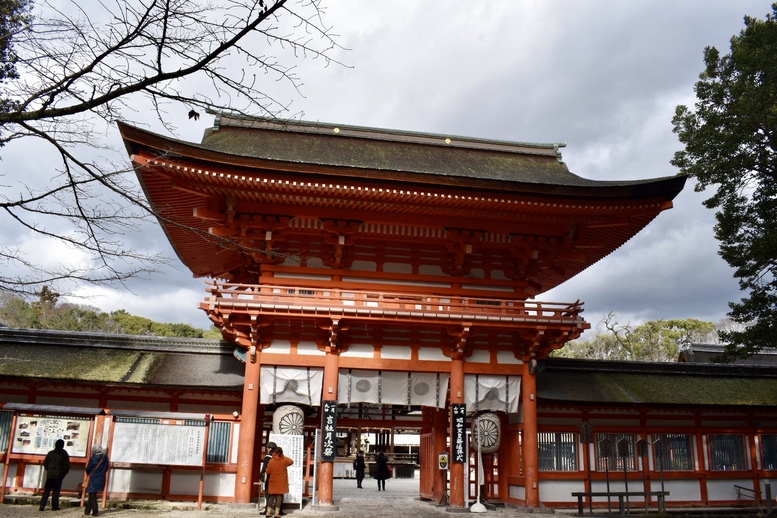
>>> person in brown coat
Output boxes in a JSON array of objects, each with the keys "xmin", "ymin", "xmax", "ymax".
[{"xmin": 265, "ymin": 447, "xmax": 293, "ymax": 518}]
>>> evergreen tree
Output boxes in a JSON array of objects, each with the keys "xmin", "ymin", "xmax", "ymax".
[{"xmin": 672, "ymin": 4, "xmax": 777, "ymax": 360}]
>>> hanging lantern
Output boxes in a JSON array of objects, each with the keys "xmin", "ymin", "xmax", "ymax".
[
  {"xmin": 272, "ymin": 404, "xmax": 305, "ymax": 435},
  {"xmin": 470, "ymin": 412, "xmax": 501, "ymax": 454}
]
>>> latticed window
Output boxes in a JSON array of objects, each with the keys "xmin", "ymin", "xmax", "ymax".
[
  {"xmin": 206, "ymin": 421, "xmax": 233, "ymax": 463},
  {"xmin": 709, "ymin": 434, "xmax": 747, "ymax": 471},
  {"xmin": 538, "ymin": 432, "xmax": 577, "ymax": 471},
  {"xmin": 0, "ymin": 411, "xmax": 12, "ymax": 453},
  {"xmin": 760, "ymin": 435, "xmax": 777, "ymax": 470},
  {"xmin": 596, "ymin": 433, "xmax": 636, "ymax": 471},
  {"xmin": 653, "ymin": 433, "xmax": 693, "ymax": 471}
]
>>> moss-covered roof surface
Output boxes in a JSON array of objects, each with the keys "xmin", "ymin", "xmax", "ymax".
[
  {"xmin": 197, "ymin": 115, "xmax": 682, "ymax": 191},
  {"xmin": 0, "ymin": 327, "xmax": 244, "ymax": 389},
  {"xmin": 4, "ymin": 328, "xmax": 776, "ymax": 408},
  {"xmin": 120, "ymin": 117, "xmax": 686, "ymax": 197},
  {"xmin": 538, "ymin": 358, "xmax": 777, "ymax": 406}
]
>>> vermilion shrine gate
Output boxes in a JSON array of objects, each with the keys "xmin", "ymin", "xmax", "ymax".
[{"xmin": 119, "ymin": 115, "xmax": 685, "ymax": 509}]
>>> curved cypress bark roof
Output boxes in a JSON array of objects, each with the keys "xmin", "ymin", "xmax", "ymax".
[
  {"xmin": 118, "ymin": 116, "xmax": 687, "ymax": 291},
  {"xmin": 122, "ymin": 115, "xmax": 685, "ymax": 196}
]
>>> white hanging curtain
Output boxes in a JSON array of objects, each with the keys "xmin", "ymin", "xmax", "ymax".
[
  {"xmin": 410, "ymin": 372, "xmax": 449, "ymax": 408},
  {"xmin": 380, "ymin": 371, "xmax": 408, "ymax": 405},
  {"xmin": 338, "ymin": 369, "xmax": 381, "ymax": 404},
  {"xmin": 260, "ymin": 366, "xmax": 323, "ymax": 405},
  {"xmin": 464, "ymin": 374, "xmax": 521, "ymax": 414},
  {"xmin": 338, "ymin": 370, "xmax": 450, "ymax": 409}
]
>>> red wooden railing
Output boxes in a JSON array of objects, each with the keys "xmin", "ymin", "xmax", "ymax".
[{"xmin": 201, "ymin": 281, "xmax": 585, "ymax": 324}]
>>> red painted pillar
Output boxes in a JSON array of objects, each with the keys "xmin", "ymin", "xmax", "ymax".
[
  {"xmin": 522, "ymin": 362, "xmax": 539, "ymax": 507},
  {"xmin": 433, "ymin": 408, "xmax": 448, "ymax": 503},
  {"xmin": 449, "ymin": 356, "xmax": 466, "ymax": 509},
  {"xmin": 317, "ymin": 351, "xmax": 340, "ymax": 506},
  {"xmin": 234, "ymin": 351, "xmax": 261, "ymax": 503}
]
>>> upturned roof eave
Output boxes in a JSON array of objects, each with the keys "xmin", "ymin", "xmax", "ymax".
[{"xmin": 118, "ymin": 121, "xmax": 687, "ymax": 202}]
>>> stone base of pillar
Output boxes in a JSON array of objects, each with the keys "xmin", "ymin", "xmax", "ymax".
[{"xmin": 310, "ymin": 504, "xmax": 340, "ymax": 512}]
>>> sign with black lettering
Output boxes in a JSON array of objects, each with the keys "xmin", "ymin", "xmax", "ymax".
[
  {"xmin": 112, "ymin": 421, "xmax": 206, "ymax": 466},
  {"xmin": 579, "ymin": 422, "xmax": 594, "ymax": 444},
  {"xmin": 320, "ymin": 400, "xmax": 337, "ymax": 462},
  {"xmin": 438, "ymin": 452, "xmax": 449, "ymax": 470},
  {"xmin": 269, "ymin": 433, "xmax": 304, "ymax": 506},
  {"xmin": 451, "ymin": 404, "xmax": 467, "ymax": 463}
]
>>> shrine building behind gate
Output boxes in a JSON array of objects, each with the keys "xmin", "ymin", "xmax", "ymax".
[{"xmin": 116, "ymin": 115, "xmax": 686, "ymax": 509}]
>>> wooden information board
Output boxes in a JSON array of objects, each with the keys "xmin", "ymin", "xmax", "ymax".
[
  {"xmin": 112, "ymin": 421, "xmax": 206, "ymax": 466},
  {"xmin": 12, "ymin": 416, "xmax": 91, "ymax": 458},
  {"xmin": 269, "ymin": 433, "xmax": 305, "ymax": 507}
]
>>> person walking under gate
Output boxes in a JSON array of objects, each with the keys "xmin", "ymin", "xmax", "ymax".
[
  {"xmin": 374, "ymin": 451, "xmax": 390, "ymax": 491},
  {"xmin": 353, "ymin": 451, "xmax": 366, "ymax": 488}
]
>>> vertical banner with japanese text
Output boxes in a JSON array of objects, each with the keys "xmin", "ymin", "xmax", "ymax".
[
  {"xmin": 451, "ymin": 404, "xmax": 467, "ymax": 463},
  {"xmin": 320, "ymin": 400, "xmax": 337, "ymax": 461}
]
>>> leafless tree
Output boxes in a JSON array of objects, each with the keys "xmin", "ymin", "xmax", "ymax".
[
  {"xmin": 553, "ymin": 312, "xmax": 719, "ymax": 362},
  {"xmin": 0, "ymin": 0, "xmax": 341, "ymax": 296}
]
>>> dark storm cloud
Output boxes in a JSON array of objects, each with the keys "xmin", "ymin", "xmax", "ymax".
[
  {"xmin": 6, "ymin": 0, "xmax": 769, "ymax": 327},
  {"xmin": 290, "ymin": 0, "xmax": 762, "ymax": 327}
]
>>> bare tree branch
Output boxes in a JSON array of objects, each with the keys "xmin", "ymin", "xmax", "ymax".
[{"xmin": 0, "ymin": 0, "xmax": 344, "ymax": 297}]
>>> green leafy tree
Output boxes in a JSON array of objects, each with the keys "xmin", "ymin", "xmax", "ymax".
[
  {"xmin": 672, "ymin": 4, "xmax": 777, "ymax": 361},
  {"xmin": 30, "ymin": 285, "xmax": 59, "ymax": 327},
  {"xmin": 108, "ymin": 310, "xmax": 204, "ymax": 337},
  {"xmin": 0, "ymin": 291, "xmax": 208, "ymax": 337},
  {"xmin": 554, "ymin": 312, "xmax": 716, "ymax": 362},
  {"xmin": 0, "ymin": 0, "xmax": 31, "ymax": 113},
  {"xmin": 0, "ymin": 292, "xmax": 38, "ymax": 327},
  {"xmin": 202, "ymin": 326, "xmax": 224, "ymax": 340},
  {"xmin": 47, "ymin": 303, "xmax": 117, "ymax": 333}
]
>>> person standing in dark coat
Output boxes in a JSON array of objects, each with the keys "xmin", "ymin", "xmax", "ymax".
[
  {"xmin": 259, "ymin": 441, "xmax": 277, "ymax": 516},
  {"xmin": 353, "ymin": 451, "xmax": 366, "ymax": 488},
  {"xmin": 40, "ymin": 439, "xmax": 70, "ymax": 511},
  {"xmin": 373, "ymin": 451, "xmax": 390, "ymax": 491},
  {"xmin": 84, "ymin": 445, "xmax": 109, "ymax": 516}
]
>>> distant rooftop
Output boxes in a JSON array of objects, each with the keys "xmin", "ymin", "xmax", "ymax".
[
  {"xmin": 0, "ymin": 327, "xmax": 243, "ymax": 389},
  {"xmin": 678, "ymin": 342, "xmax": 777, "ymax": 365},
  {"xmin": 539, "ymin": 356, "xmax": 777, "ymax": 406}
]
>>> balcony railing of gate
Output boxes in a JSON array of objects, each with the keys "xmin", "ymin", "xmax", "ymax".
[{"xmin": 201, "ymin": 281, "xmax": 586, "ymax": 325}]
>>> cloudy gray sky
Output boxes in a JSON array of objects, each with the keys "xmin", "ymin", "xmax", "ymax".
[{"xmin": 5, "ymin": 0, "xmax": 769, "ymax": 332}]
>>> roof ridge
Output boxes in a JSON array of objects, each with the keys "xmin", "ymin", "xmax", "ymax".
[
  {"xmin": 0, "ymin": 327, "xmax": 227, "ymax": 354},
  {"xmin": 212, "ymin": 113, "xmax": 567, "ymax": 160}
]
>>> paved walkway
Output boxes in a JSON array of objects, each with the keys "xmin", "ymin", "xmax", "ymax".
[
  {"xmin": 0, "ymin": 479, "xmax": 554, "ymax": 518},
  {"xmin": 0, "ymin": 480, "xmax": 761, "ymax": 518}
]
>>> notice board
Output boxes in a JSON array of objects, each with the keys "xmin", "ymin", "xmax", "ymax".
[
  {"xmin": 112, "ymin": 420, "xmax": 206, "ymax": 466},
  {"xmin": 12, "ymin": 416, "xmax": 91, "ymax": 457}
]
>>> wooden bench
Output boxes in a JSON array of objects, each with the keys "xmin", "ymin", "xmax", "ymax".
[
  {"xmin": 571, "ymin": 491, "xmax": 669, "ymax": 516},
  {"xmin": 734, "ymin": 484, "xmax": 760, "ymax": 506}
]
